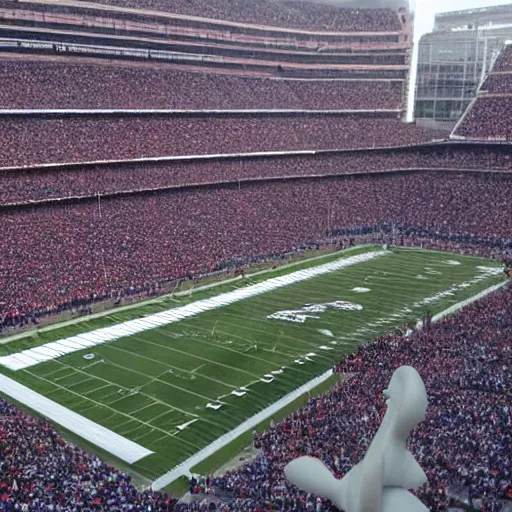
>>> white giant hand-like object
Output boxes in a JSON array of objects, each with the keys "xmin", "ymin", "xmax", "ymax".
[{"xmin": 284, "ymin": 366, "xmax": 428, "ymax": 512}]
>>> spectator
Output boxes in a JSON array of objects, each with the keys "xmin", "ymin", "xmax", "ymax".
[{"xmin": 1, "ymin": 171, "xmax": 511, "ymax": 329}]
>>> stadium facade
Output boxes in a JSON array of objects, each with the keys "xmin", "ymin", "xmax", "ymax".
[{"xmin": 414, "ymin": 3, "xmax": 512, "ymax": 125}]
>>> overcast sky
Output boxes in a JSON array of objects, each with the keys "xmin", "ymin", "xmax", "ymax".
[
  {"xmin": 413, "ymin": 0, "xmax": 512, "ymax": 42},
  {"xmin": 406, "ymin": 0, "xmax": 512, "ymax": 120}
]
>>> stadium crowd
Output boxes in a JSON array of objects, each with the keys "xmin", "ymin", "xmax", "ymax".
[
  {"xmin": 4, "ymin": 143, "xmax": 512, "ymax": 205},
  {"xmin": 0, "ymin": 397, "xmax": 177, "ymax": 511},
  {"xmin": 1, "ymin": 271, "xmax": 510, "ymax": 511},
  {"xmin": 481, "ymin": 74, "xmax": 512, "ymax": 94},
  {"xmin": 0, "ymin": 61, "xmax": 404, "ymax": 111},
  {"xmin": 2, "ymin": 171, "xmax": 511, "ymax": 329},
  {"xmin": 489, "ymin": 44, "xmax": 512, "ymax": 72},
  {"xmin": 209, "ymin": 284, "xmax": 512, "ymax": 512},
  {"xmin": 72, "ymin": 0, "xmax": 402, "ymax": 32},
  {"xmin": 454, "ymin": 97, "xmax": 512, "ymax": 141},
  {"xmin": 0, "ymin": 114, "xmax": 438, "ymax": 168},
  {"xmin": 455, "ymin": 44, "xmax": 512, "ymax": 141}
]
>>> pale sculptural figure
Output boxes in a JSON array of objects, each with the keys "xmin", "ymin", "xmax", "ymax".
[{"xmin": 284, "ymin": 366, "xmax": 429, "ymax": 512}]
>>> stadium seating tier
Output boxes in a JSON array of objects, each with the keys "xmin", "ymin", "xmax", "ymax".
[
  {"xmin": 0, "ymin": 60, "xmax": 404, "ymax": 111},
  {"xmin": 64, "ymin": 0, "xmax": 403, "ymax": 32},
  {"xmin": 2, "ymin": 171, "xmax": 511, "ymax": 324},
  {"xmin": 0, "ymin": 115, "xmax": 439, "ymax": 168},
  {"xmin": 2, "ymin": 144, "xmax": 512, "ymax": 205}
]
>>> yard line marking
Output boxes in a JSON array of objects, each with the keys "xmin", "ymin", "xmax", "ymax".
[
  {"xmin": 132, "ymin": 335, "xmax": 263, "ymax": 380},
  {"xmin": 191, "ymin": 364, "xmax": 206, "ymax": 374},
  {"xmin": 152, "ymin": 368, "xmax": 336, "ymax": 490},
  {"xmin": 76, "ymin": 403, "xmax": 99, "ymax": 415},
  {"xmin": 0, "ymin": 251, "xmax": 389, "ymax": 371},
  {"xmin": 82, "ymin": 383, "xmax": 112, "ymax": 396},
  {"xmin": 148, "ymin": 409, "xmax": 177, "ymax": 424},
  {"xmin": 0, "ymin": 372, "xmax": 153, "ymax": 464},
  {"xmin": 119, "ymin": 424, "xmax": 149, "ymax": 438},
  {"xmin": 200, "ymin": 320, "xmax": 332, "ymax": 363},
  {"xmin": 67, "ymin": 377, "xmax": 95, "ymax": 390},
  {"xmin": 53, "ymin": 370, "xmax": 79, "ymax": 383},
  {"xmin": 130, "ymin": 402, "xmax": 161, "ymax": 416},
  {"xmin": 160, "ymin": 326, "xmax": 285, "ymax": 369},
  {"xmin": 39, "ymin": 366, "xmax": 73, "ymax": 379},
  {"xmin": 23, "ymin": 369, "xmax": 194, "ymax": 447},
  {"xmin": 51, "ymin": 359, "xmax": 199, "ymax": 420},
  {"xmin": 97, "ymin": 356, "xmax": 222, "ymax": 404},
  {"xmin": 102, "ymin": 343, "xmax": 236, "ymax": 390},
  {"xmin": 143, "ymin": 433, "xmax": 174, "ymax": 445}
]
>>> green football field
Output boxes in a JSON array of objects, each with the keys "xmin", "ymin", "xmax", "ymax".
[{"xmin": 0, "ymin": 246, "xmax": 506, "ymax": 482}]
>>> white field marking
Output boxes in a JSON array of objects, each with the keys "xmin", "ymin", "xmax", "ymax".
[
  {"xmin": 350, "ymin": 267, "xmax": 505, "ymax": 341},
  {"xmin": 177, "ymin": 419, "xmax": 199, "ymax": 431},
  {"xmin": 444, "ymin": 260, "xmax": 462, "ymax": 265},
  {"xmin": 147, "ymin": 409, "xmax": 177, "ymax": 424},
  {"xmin": 120, "ymin": 424, "xmax": 148, "ymax": 438},
  {"xmin": 102, "ymin": 342, "xmax": 236, "ymax": 390},
  {"xmin": 83, "ymin": 383, "xmax": 112, "ymax": 396},
  {"xmin": 53, "ymin": 358, "xmax": 200, "ymax": 421},
  {"xmin": 67, "ymin": 377, "xmax": 96, "ymax": 390},
  {"xmin": 477, "ymin": 265, "xmax": 501, "ymax": 272},
  {"xmin": 191, "ymin": 364, "xmax": 207, "ymax": 374},
  {"xmin": 267, "ymin": 300, "xmax": 363, "ymax": 324},
  {"xmin": 150, "ymin": 278, "xmax": 509, "ymax": 488},
  {"xmin": 132, "ymin": 333, "xmax": 268, "ymax": 380},
  {"xmin": 152, "ymin": 368, "xmax": 335, "ymax": 490},
  {"xmin": 75, "ymin": 403, "xmax": 99, "ymax": 415},
  {"xmin": 129, "ymin": 402, "xmax": 161, "ymax": 416},
  {"xmin": 416, "ymin": 274, "xmax": 428, "ymax": 280},
  {"xmin": 143, "ymin": 433, "xmax": 171, "ymax": 445},
  {"xmin": 53, "ymin": 370, "xmax": 79, "ymax": 382},
  {"xmin": 98, "ymin": 358, "xmax": 217, "ymax": 408},
  {"xmin": 318, "ymin": 329, "xmax": 334, "ymax": 337},
  {"xmin": 39, "ymin": 366, "xmax": 72, "ymax": 379},
  {"xmin": 0, "ymin": 373, "xmax": 153, "ymax": 464},
  {"xmin": 0, "ymin": 251, "xmax": 389, "ymax": 371},
  {"xmin": 429, "ymin": 280, "xmax": 508, "ymax": 324},
  {"xmin": 199, "ymin": 316, "xmax": 324, "ymax": 356},
  {"xmin": 352, "ymin": 287, "xmax": 371, "ymax": 293}
]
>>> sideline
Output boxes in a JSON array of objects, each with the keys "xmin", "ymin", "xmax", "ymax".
[
  {"xmin": 0, "ymin": 246, "xmax": 367, "ymax": 346},
  {"xmin": 152, "ymin": 277, "xmax": 509, "ymax": 489},
  {"xmin": 0, "ymin": 373, "xmax": 153, "ymax": 464},
  {"xmin": 151, "ymin": 368, "xmax": 334, "ymax": 490},
  {"xmin": 0, "ymin": 250, "xmax": 388, "ymax": 371}
]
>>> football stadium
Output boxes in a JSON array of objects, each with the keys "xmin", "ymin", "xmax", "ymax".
[{"xmin": 0, "ymin": 0, "xmax": 511, "ymax": 510}]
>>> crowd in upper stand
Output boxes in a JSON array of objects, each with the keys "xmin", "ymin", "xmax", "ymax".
[
  {"xmin": 210, "ymin": 285, "xmax": 512, "ymax": 512},
  {"xmin": 453, "ymin": 97, "xmax": 512, "ymax": 140},
  {"xmin": 0, "ymin": 115, "xmax": 438, "ymax": 168},
  {"xmin": 77, "ymin": 0, "xmax": 402, "ymax": 32},
  {"xmin": 2, "ymin": 144, "xmax": 512, "ymax": 205},
  {"xmin": 3, "ymin": 2, "xmax": 512, "ymax": 511},
  {"xmin": 453, "ymin": 44, "xmax": 512, "ymax": 140},
  {"xmin": 2, "ymin": 171, "xmax": 511, "ymax": 329},
  {"xmin": 1, "ymin": 279, "xmax": 510, "ymax": 511},
  {"xmin": 481, "ymin": 74, "xmax": 512, "ymax": 94},
  {"xmin": 0, "ymin": 61, "xmax": 404, "ymax": 111},
  {"xmin": 490, "ymin": 44, "xmax": 512, "ymax": 72}
]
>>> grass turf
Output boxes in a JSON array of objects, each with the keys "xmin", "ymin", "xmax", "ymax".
[{"xmin": 0, "ymin": 247, "xmax": 505, "ymax": 482}]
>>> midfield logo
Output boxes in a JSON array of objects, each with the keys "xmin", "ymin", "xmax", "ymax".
[{"xmin": 267, "ymin": 301, "xmax": 363, "ymax": 324}]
